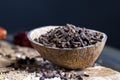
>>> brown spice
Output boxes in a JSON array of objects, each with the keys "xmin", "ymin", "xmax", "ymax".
[{"xmin": 34, "ymin": 24, "xmax": 103, "ymax": 48}]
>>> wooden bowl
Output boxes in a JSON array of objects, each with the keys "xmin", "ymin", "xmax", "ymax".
[{"xmin": 27, "ymin": 26, "xmax": 107, "ymax": 69}]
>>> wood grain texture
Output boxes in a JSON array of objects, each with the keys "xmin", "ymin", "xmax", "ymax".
[{"xmin": 0, "ymin": 41, "xmax": 120, "ymax": 80}]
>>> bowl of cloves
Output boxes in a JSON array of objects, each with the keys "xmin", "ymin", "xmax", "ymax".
[{"xmin": 27, "ymin": 24, "xmax": 107, "ymax": 69}]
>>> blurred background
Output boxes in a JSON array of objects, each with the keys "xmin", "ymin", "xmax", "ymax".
[{"xmin": 0, "ymin": 0, "xmax": 120, "ymax": 49}]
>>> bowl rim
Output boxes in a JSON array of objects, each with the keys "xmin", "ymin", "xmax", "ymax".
[{"xmin": 27, "ymin": 26, "xmax": 107, "ymax": 50}]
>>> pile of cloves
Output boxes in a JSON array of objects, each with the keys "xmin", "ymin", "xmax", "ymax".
[
  {"xmin": 34, "ymin": 24, "xmax": 103, "ymax": 48},
  {"xmin": 8, "ymin": 56, "xmax": 89, "ymax": 80}
]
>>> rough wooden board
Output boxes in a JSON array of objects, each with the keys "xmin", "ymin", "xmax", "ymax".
[
  {"xmin": 0, "ymin": 40, "xmax": 120, "ymax": 80},
  {"xmin": 0, "ymin": 70, "xmax": 29, "ymax": 80},
  {"xmin": 0, "ymin": 40, "xmax": 40, "ymax": 67},
  {"xmin": 0, "ymin": 66, "xmax": 120, "ymax": 80},
  {"xmin": 0, "ymin": 57, "xmax": 15, "ymax": 67},
  {"xmin": 83, "ymin": 66, "xmax": 120, "ymax": 80}
]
